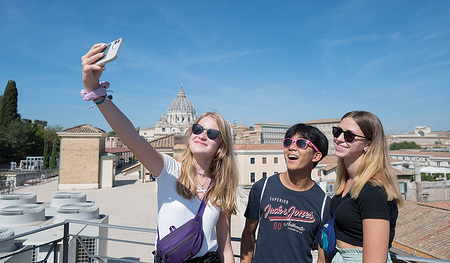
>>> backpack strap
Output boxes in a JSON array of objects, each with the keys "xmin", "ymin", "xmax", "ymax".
[
  {"xmin": 258, "ymin": 176, "xmax": 269, "ymax": 220},
  {"xmin": 260, "ymin": 177, "xmax": 269, "ymax": 202},
  {"xmin": 320, "ymin": 192, "xmax": 328, "ymax": 222}
]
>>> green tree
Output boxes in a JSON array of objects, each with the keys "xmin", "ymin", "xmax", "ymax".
[
  {"xmin": 0, "ymin": 80, "xmax": 20, "ymax": 128},
  {"xmin": 389, "ymin": 141, "xmax": 422, "ymax": 150},
  {"xmin": 44, "ymin": 125, "xmax": 63, "ymax": 144},
  {"xmin": 0, "ymin": 121, "xmax": 44, "ymax": 163},
  {"xmin": 43, "ymin": 125, "xmax": 62, "ymax": 158},
  {"xmin": 42, "ymin": 140, "xmax": 49, "ymax": 169},
  {"xmin": 49, "ymin": 138, "xmax": 58, "ymax": 168}
]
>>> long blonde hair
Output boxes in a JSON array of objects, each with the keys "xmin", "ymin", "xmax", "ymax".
[
  {"xmin": 335, "ymin": 111, "xmax": 404, "ymax": 206},
  {"xmin": 176, "ymin": 112, "xmax": 239, "ymax": 215}
]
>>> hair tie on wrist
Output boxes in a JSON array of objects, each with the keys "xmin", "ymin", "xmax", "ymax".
[
  {"xmin": 81, "ymin": 81, "xmax": 110, "ymax": 101},
  {"xmin": 82, "ymin": 81, "xmax": 113, "ymax": 109}
]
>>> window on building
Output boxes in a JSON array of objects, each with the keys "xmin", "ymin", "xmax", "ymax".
[
  {"xmin": 250, "ymin": 157, "xmax": 255, "ymax": 164},
  {"xmin": 273, "ymin": 171, "xmax": 278, "ymax": 174},
  {"xmin": 262, "ymin": 172, "xmax": 267, "ymax": 178},
  {"xmin": 273, "ymin": 157, "xmax": 278, "ymax": 164},
  {"xmin": 262, "ymin": 157, "xmax": 267, "ymax": 164},
  {"xmin": 398, "ymin": 182, "xmax": 407, "ymax": 194},
  {"xmin": 250, "ymin": 172, "xmax": 255, "ymax": 183}
]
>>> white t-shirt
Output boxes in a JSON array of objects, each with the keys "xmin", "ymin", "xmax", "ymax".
[{"xmin": 156, "ymin": 153, "xmax": 220, "ymax": 257}]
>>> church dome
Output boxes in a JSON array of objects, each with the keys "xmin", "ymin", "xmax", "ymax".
[{"xmin": 167, "ymin": 86, "xmax": 196, "ymax": 114}]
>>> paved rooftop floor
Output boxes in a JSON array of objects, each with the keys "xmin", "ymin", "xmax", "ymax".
[{"xmin": 13, "ymin": 170, "xmax": 248, "ymax": 262}]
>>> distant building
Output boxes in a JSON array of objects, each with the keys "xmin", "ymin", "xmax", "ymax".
[
  {"xmin": 305, "ymin": 118, "xmax": 341, "ymax": 155},
  {"xmin": 387, "ymin": 126, "xmax": 450, "ymax": 149},
  {"xmin": 234, "ymin": 123, "xmax": 290, "ymax": 145},
  {"xmin": 139, "ymin": 85, "xmax": 197, "ymax": 141},
  {"xmin": 232, "ymin": 123, "xmax": 252, "ymax": 144},
  {"xmin": 235, "ymin": 144, "xmax": 286, "ymax": 185},
  {"xmin": 235, "ymin": 143, "xmax": 338, "ymax": 196},
  {"xmin": 389, "ymin": 150, "xmax": 450, "ymax": 172},
  {"xmin": 57, "ymin": 124, "xmax": 114, "ymax": 190}
]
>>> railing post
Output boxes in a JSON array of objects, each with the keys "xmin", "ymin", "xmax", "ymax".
[
  {"xmin": 53, "ymin": 241, "xmax": 58, "ymax": 263},
  {"xmin": 62, "ymin": 222, "xmax": 69, "ymax": 263}
]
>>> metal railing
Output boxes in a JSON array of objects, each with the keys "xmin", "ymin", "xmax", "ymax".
[
  {"xmin": 0, "ymin": 220, "xmax": 448, "ymax": 263},
  {"xmin": 0, "ymin": 168, "xmax": 58, "ymax": 194}
]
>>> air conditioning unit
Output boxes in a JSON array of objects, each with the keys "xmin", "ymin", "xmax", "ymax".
[
  {"xmin": 0, "ymin": 227, "xmax": 32, "ymax": 263},
  {"xmin": 0, "ymin": 192, "xmax": 108, "ymax": 263}
]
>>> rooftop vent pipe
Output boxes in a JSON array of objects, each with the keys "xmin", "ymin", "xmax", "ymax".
[
  {"xmin": 0, "ymin": 204, "xmax": 45, "ymax": 226},
  {"xmin": 0, "ymin": 227, "xmax": 16, "ymax": 253},
  {"xmin": 50, "ymin": 192, "xmax": 87, "ymax": 207},
  {"xmin": 0, "ymin": 193, "xmax": 37, "ymax": 208},
  {"xmin": 54, "ymin": 203, "xmax": 99, "ymax": 222}
]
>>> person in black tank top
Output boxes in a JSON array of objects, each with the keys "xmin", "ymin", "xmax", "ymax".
[{"xmin": 330, "ymin": 111, "xmax": 404, "ymax": 263}]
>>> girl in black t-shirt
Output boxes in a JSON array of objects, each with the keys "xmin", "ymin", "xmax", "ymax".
[{"xmin": 330, "ymin": 111, "xmax": 404, "ymax": 263}]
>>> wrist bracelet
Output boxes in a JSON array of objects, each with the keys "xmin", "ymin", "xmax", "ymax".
[
  {"xmin": 94, "ymin": 95, "xmax": 113, "ymax": 105},
  {"xmin": 94, "ymin": 96, "xmax": 106, "ymax": 105}
]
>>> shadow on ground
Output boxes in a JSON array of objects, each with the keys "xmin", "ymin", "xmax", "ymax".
[{"xmin": 113, "ymin": 179, "xmax": 138, "ymax": 187}]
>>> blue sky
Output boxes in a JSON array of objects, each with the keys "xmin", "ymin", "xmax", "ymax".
[{"xmin": 1, "ymin": 0, "xmax": 449, "ymax": 134}]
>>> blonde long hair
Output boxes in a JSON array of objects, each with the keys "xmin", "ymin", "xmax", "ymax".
[
  {"xmin": 335, "ymin": 111, "xmax": 404, "ymax": 206},
  {"xmin": 176, "ymin": 112, "xmax": 239, "ymax": 215}
]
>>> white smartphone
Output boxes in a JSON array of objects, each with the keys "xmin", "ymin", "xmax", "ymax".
[{"xmin": 94, "ymin": 37, "xmax": 124, "ymax": 65}]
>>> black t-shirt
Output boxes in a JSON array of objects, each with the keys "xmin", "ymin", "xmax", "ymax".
[
  {"xmin": 245, "ymin": 174, "xmax": 331, "ymax": 263},
  {"xmin": 330, "ymin": 183, "xmax": 398, "ymax": 248}
]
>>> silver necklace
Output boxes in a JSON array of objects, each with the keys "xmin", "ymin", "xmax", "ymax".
[{"xmin": 196, "ymin": 172, "xmax": 210, "ymax": 193}]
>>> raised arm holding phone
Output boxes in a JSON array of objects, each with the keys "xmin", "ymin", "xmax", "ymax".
[{"xmin": 81, "ymin": 41, "xmax": 238, "ymax": 263}]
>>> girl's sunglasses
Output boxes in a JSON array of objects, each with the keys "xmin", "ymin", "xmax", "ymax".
[
  {"xmin": 282, "ymin": 138, "xmax": 319, "ymax": 152},
  {"xmin": 332, "ymin": 126, "xmax": 371, "ymax": 143},
  {"xmin": 192, "ymin": 124, "xmax": 221, "ymax": 140}
]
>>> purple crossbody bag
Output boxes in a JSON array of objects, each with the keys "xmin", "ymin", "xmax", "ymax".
[{"xmin": 154, "ymin": 190, "xmax": 209, "ymax": 263}]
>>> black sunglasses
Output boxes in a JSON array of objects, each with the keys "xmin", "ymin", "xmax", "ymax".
[
  {"xmin": 192, "ymin": 124, "xmax": 221, "ymax": 140},
  {"xmin": 332, "ymin": 126, "xmax": 371, "ymax": 143}
]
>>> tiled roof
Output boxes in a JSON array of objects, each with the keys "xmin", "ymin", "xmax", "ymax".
[
  {"xmin": 321, "ymin": 163, "xmax": 337, "ymax": 172},
  {"xmin": 105, "ymin": 148, "xmax": 130, "ymax": 153},
  {"xmin": 320, "ymin": 155, "xmax": 338, "ymax": 165},
  {"xmin": 393, "ymin": 168, "xmax": 413, "ymax": 176},
  {"xmin": 149, "ymin": 134, "xmax": 175, "ymax": 148},
  {"xmin": 393, "ymin": 201, "xmax": 450, "ymax": 259},
  {"xmin": 234, "ymin": 144, "xmax": 283, "ymax": 151},
  {"xmin": 418, "ymin": 201, "xmax": 450, "ymax": 211},
  {"xmin": 62, "ymin": 124, "xmax": 106, "ymax": 133}
]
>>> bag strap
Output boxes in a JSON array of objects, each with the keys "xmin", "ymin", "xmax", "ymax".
[
  {"xmin": 320, "ymin": 192, "xmax": 328, "ymax": 222},
  {"xmin": 258, "ymin": 176, "xmax": 269, "ymax": 220},
  {"xmin": 196, "ymin": 197, "xmax": 208, "ymax": 217},
  {"xmin": 157, "ymin": 180, "xmax": 212, "ymax": 242}
]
